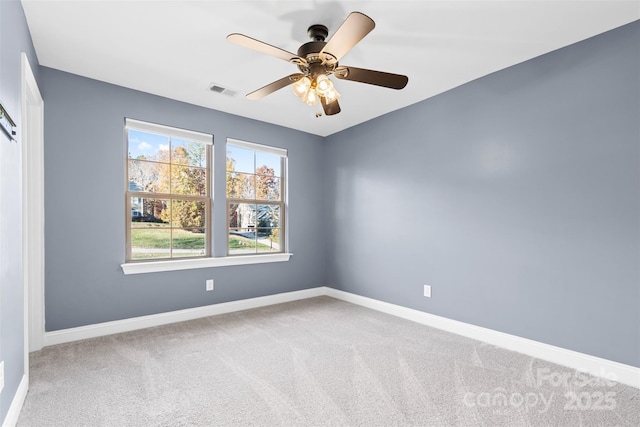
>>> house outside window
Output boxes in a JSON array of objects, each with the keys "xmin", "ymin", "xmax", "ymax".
[
  {"xmin": 226, "ymin": 139, "xmax": 286, "ymax": 255},
  {"xmin": 125, "ymin": 119, "xmax": 212, "ymax": 261}
]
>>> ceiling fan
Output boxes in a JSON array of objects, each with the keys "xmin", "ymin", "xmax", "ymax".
[{"xmin": 227, "ymin": 11, "xmax": 408, "ymax": 116}]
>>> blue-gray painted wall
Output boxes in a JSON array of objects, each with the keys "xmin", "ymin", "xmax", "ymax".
[
  {"xmin": 324, "ymin": 21, "xmax": 639, "ymax": 367},
  {"xmin": 0, "ymin": 0, "xmax": 40, "ymax": 422},
  {"xmin": 40, "ymin": 67, "xmax": 326, "ymax": 331},
  {"xmin": 3, "ymin": 10, "xmax": 638, "ymax": 421}
]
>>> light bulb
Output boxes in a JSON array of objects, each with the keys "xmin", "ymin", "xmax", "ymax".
[
  {"xmin": 303, "ymin": 88, "xmax": 317, "ymax": 106},
  {"xmin": 292, "ymin": 76, "xmax": 311, "ymax": 98},
  {"xmin": 315, "ymin": 75, "xmax": 334, "ymax": 95},
  {"xmin": 323, "ymin": 86, "xmax": 341, "ymax": 105}
]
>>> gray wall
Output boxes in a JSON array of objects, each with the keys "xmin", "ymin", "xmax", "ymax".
[
  {"xmin": 40, "ymin": 68, "xmax": 325, "ymax": 331},
  {"xmin": 28, "ymin": 16, "xmax": 640, "ymax": 406},
  {"xmin": 324, "ymin": 21, "xmax": 639, "ymax": 367},
  {"xmin": 0, "ymin": 0, "xmax": 40, "ymax": 422}
]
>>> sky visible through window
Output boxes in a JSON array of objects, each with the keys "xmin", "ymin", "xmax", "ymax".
[
  {"xmin": 129, "ymin": 130, "xmax": 279, "ymax": 174},
  {"xmin": 128, "ymin": 130, "xmax": 207, "ymax": 168},
  {"xmin": 227, "ymin": 144, "xmax": 281, "ymax": 175},
  {"xmin": 128, "ymin": 130, "xmax": 168, "ymax": 159}
]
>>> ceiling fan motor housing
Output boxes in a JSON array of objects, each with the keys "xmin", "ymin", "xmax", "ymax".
[
  {"xmin": 297, "ymin": 25, "xmax": 338, "ymax": 75},
  {"xmin": 297, "ymin": 41, "xmax": 326, "ymax": 59}
]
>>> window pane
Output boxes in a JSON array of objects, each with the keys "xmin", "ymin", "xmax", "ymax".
[
  {"xmin": 256, "ymin": 175, "xmax": 281, "ymax": 201},
  {"xmin": 257, "ymin": 204, "xmax": 280, "ymax": 228},
  {"xmin": 226, "ymin": 172, "xmax": 241, "ymax": 198},
  {"xmin": 226, "ymin": 173, "xmax": 255, "ymax": 199},
  {"xmin": 256, "ymin": 151, "xmax": 281, "ymax": 176},
  {"xmin": 256, "ymin": 227, "xmax": 280, "ymax": 253},
  {"xmin": 128, "ymin": 130, "xmax": 170, "ymax": 161},
  {"xmin": 130, "ymin": 195, "xmax": 144, "ymax": 218},
  {"xmin": 228, "ymin": 203, "xmax": 239, "ymax": 228},
  {"xmin": 170, "ymin": 200, "xmax": 206, "ymax": 229},
  {"xmin": 228, "ymin": 203, "xmax": 259, "ymax": 255},
  {"xmin": 130, "ymin": 224, "xmax": 171, "ymax": 260},
  {"xmin": 172, "ymin": 138, "xmax": 207, "ymax": 167},
  {"xmin": 128, "ymin": 159, "xmax": 170, "ymax": 194},
  {"xmin": 226, "ymin": 145, "xmax": 254, "ymax": 173},
  {"xmin": 228, "ymin": 203, "xmax": 257, "ymax": 229},
  {"xmin": 131, "ymin": 197, "xmax": 170, "ymax": 224},
  {"xmin": 229, "ymin": 228, "xmax": 258, "ymax": 255},
  {"xmin": 256, "ymin": 205, "xmax": 281, "ymax": 253},
  {"xmin": 172, "ymin": 227, "xmax": 206, "ymax": 257},
  {"xmin": 172, "ymin": 165, "xmax": 206, "ymax": 196}
]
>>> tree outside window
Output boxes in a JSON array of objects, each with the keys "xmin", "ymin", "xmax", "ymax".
[
  {"xmin": 125, "ymin": 119, "xmax": 212, "ymax": 261},
  {"xmin": 226, "ymin": 140, "xmax": 286, "ymax": 255}
]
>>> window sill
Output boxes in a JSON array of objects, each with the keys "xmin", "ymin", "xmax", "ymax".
[{"xmin": 121, "ymin": 253, "xmax": 292, "ymax": 275}]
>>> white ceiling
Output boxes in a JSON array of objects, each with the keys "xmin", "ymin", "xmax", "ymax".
[{"xmin": 21, "ymin": 1, "xmax": 639, "ymax": 137}]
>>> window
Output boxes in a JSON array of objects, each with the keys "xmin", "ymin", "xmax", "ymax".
[
  {"xmin": 121, "ymin": 123, "xmax": 291, "ymax": 273},
  {"xmin": 125, "ymin": 119, "xmax": 212, "ymax": 261},
  {"xmin": 226, "ymin": 139, "xmax": 286, "ymax": 255}
]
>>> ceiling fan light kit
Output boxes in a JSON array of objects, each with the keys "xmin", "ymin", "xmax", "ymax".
[
  {"xmin": 291, "ymin": 74, "xmax": 341, "ymax": 107},
  {"xmin": 227, "ymin": 11, "xmax": 408, "ymax": 116}
]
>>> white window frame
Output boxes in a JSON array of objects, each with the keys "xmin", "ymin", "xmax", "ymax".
[
  {"xmin": 226, "ymin": 138, "xmax": 287, "ymax": 256},
  {"xmin": 124, "ymin": 118, "xmax": 213, "ymax": 262},
  {"xmin": 120, "ymin": 126, "xmax": 292, "ymax": 275}
]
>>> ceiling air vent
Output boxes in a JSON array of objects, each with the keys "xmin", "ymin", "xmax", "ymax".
[{"xmin": 209, "ymin": 83, "xmax": 237, "ymax": 97}]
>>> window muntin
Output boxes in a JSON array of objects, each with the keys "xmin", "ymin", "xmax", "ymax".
[
  {"xmin": 226, "ymin": 140, "xmax": 286, "ymax": 255},
  {"xmin": 126, "ymin": 119, "xmax": 212, "ymax": 261}
]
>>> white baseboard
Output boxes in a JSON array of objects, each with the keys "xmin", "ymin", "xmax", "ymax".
[
  {"xmin": 2, "ymin": 374, "xmax": 28, "ymax": 427},
  {"xmin": 44, "ymin": 287, "xmax": 325, "ymax": 347},
  {"xmin": 324, "ymin": 288, "xmax": 640, "ymax": 389},
  {"xmin": 41, "ymin": 286, "xmax": 639, "ymax": 389}
]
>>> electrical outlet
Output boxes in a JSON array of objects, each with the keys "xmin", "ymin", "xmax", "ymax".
[
  {"xmin": 423, "ymin": 285, "xmax": 432, "ymax": 298},
  {"xmin": 206, "ymin": 279, "xmax": 214, "ymax": 291},
  {"xmin": 0, "ymin": 360, "xmax": 4, "ymax": 393}
]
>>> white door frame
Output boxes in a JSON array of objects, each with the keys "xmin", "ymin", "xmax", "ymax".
[{"xmin": 21, "ymin": 52, "xmax": 45, "ymax": 361}]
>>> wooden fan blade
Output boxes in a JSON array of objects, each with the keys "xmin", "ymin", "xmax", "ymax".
[
  {"xmin": 227, "ymin": 33, "xmax": 303, "ymax": 64},
  {"xmin": 320, "ymin": 12, "xmax": 375, "ymax": 61},
  {"xmin": 246, "ymin": 74, "xmax": 304, "ymax": 100},
  {"xmin": 334, "ymin": 66, "xmax": 408, "ymax": 89},
  {"xmin": 320, "ymin": 97, "xmax": 341, "ymax": 116}
]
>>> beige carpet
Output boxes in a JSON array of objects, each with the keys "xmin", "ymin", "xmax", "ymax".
[{"xmin": 17, "ymin": 296, "xmax": 639, "ymax": 426}]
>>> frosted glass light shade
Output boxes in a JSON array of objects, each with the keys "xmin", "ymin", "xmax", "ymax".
[
  {"xmin": 315, "ymin": 75, "xmax": 333, "ymax": 95},
  {"xmin": 292, "ymin": 76, "xmax": 311, "ymax": 98}
]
